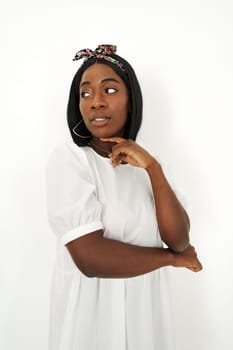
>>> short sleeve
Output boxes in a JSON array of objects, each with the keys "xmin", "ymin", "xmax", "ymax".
[{"xmin": 45, "ymin": 142, "xmax": 104, "ymax": 245}]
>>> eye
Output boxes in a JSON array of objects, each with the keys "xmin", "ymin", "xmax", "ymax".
[
  {"xmin": 105, "ymin": 87, "xmax": 117, "ymax": 94},
  {"xmin": 80, "ymin": 90, "xmax": 91, "ymax": 98}
]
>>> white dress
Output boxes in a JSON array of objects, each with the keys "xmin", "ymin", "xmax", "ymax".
[{"xmin": 46, "ymin": 141, "xmax": 174, "ymax": 350}]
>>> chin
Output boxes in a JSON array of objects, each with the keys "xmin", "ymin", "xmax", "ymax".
[{"xmin": 92, "ymin": 128, "xmax": 123, "ymax": 139}]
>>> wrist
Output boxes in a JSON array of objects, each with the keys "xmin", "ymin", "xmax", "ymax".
[
  {"xmin": 145, "ymin": 158, "xmax": 161, "ymax": 172},
  {"xmin": 145, "ymin": 160, "xmax": 168, "ymax": 191},
  {"xmin": 166, "ymin": 248, "xmax": 176, "ymax": 267}
]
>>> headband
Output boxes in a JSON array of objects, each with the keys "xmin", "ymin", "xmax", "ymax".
[{"xmin": 73, "ymin": 44, "xmax": 125, "ymax": 71}]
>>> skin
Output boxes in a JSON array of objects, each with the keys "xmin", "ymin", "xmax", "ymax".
[
  {"xmin": 66, "ymin": 63, "xmax": 203, "ymax": 278},
  {"xmin": 79, "ymin": 63, "xmax": 130, "ymax": 155}
]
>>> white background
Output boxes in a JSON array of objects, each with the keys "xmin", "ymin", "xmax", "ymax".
[{"xmin": 1, "ymin": 0, "xmax": 233, "ymax": 349}]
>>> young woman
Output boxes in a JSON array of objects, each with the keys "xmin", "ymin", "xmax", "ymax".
[{"xmin": 46, "ymin": 45, "xmax": 202, "ymax": 350}]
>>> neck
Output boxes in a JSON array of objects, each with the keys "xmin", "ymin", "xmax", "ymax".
[{"xmin": 89, "ymin": 137, "xmax": 115, "ymax": 158}]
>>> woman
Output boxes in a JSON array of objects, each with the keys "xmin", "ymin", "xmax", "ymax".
[{"xmin": 46, "ymin": 44, "xmax": 202, "ymax": 350}]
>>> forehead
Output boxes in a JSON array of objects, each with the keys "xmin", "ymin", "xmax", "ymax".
[{"xmin": 80, "ymin": 63, "xmax": 125, "ymax": 85}]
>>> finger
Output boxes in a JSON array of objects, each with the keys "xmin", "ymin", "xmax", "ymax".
[
  {"xmin": 187, "ymin": 263, "xmax": 203, "ymax": 272},
  {"xmin": 111, "ymin": 153, "xmax": 129, "ymax": 167},
  {"xmin": 110, "ymin": 142, "xmax": 134, "ymax": 159},
  {"xmin": 186, "ymin": 266, "xmax": 198, "ymax": 272},
  {"xmin": 111, "ymin": 154, "xmax": 122, "ymax": 167},
  {"xmin": 195, "ymin": 258, "xmax": 203, "ymax": 270},
  {"xmin": 100, "ymin": 137, "xmax": 125, "ymax": 144},
  {"xmin": 187, "ymin": 267, "xmax": 199, "ymax": 272}
]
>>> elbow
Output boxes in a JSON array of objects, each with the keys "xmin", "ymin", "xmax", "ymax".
[
  {"xmin": 163, "ymin": 229, "xmax": 190, "ymax": 253},
  {"xmin": 171, "ymin": 223, "xmax": 190, "ymax": 252},
  {"xmin": 82, "ymin": 270, "xmax": 96, "ymax": 278},
  {"xmin": 83, "ymin": 266, "xmax": 98, "ymax": 278},
  {"xmin": 66, "ymin": 231, "xmax": 106, "ymax": 278},
  {"xmin": 170, "ymin": 240, "xmax": 190, "ymax": 253},
  {"xmin": 169, "ymin": 234, "xmax": 190, "ymax": 253},
  {"xmin": 74, "ymin": 258, "xmax": 98, "ymax": 278}
]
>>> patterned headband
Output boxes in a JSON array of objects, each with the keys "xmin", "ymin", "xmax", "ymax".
[{"xmin": 73, "ymin": 44, "xmax": 125, "ymax": 71}]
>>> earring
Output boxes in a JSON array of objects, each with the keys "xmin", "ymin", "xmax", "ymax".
[{"xmin": 72, "ymin": 120, "xmax": 92, "ymax": 138}]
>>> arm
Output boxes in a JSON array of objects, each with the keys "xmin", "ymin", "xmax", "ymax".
[
  {"xmin": 146, "ymin": 161, "xmax": 190, "ymax": 252},
  {"xmin": 101, "ymin": 137, "xmax": 190, "ymax": 252},
  {"xmin": 66, "ymin": 229, "xmax": 202, "ymax": 278}
]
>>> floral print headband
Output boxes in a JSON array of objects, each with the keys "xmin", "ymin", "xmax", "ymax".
[{"xmin": 73, "ymin": 44, "xmax": 125, "ymax": 71}]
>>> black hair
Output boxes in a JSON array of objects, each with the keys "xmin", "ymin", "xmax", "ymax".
[{"xmin": 67, "ymin": 53, "xmax": 143, "ymax": 146}]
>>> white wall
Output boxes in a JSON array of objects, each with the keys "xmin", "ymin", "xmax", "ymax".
[{"xmin": 1, "ymin": 0, "xmax": 233, "ymax": 349}]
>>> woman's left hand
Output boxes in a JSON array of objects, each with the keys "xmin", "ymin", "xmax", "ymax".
[{"xmin": 100, "ymin": 137, "xmax": 157, "ymax": 169}]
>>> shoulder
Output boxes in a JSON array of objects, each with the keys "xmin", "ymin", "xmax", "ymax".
[
  {"xmin": 46, "ymin": 141, "xmax": 91, "ymax": 179},
  {"xmin": 47, "ymin": 141, "xmax": 87, "ymax": 162}
]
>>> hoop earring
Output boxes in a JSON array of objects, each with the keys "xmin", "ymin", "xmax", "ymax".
[{"xmin": 72, "ymin": 120, "xmax": 92, "ymax": 138}]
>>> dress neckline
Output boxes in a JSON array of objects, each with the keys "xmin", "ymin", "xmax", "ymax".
[{"xmin": 87, "ymin": 146, "xmax": 112, "ymax": 161}]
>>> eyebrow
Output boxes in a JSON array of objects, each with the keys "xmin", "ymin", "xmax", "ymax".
[{"xmin": 80, "ymin": 77, "xmax": 120, "ymax": 88}]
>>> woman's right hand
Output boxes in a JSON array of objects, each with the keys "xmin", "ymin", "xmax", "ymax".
[{"xmin": 172, "ymin": 244, "xmax": 203, "ymax": 272}]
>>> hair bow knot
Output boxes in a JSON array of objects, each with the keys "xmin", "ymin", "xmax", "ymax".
[{"xmin": 73, "ymin": 45, "xmax": 125, "ymax": 71}]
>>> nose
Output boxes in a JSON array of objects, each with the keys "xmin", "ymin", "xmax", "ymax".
[{"xmin": 91, "ymin": 93, "xmax": 107, "ymax": 110}]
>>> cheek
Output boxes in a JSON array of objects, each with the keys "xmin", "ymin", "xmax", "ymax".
[
  {"xmin": 79, "ymin": 101, "xmax": 86, "ymax": 117},
  {"xmin": 120, "ymin": 98, "xmax": 130, "ymax": 116}
]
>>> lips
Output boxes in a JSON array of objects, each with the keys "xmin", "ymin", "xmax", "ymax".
[{"xmin": 90, "ymin": 116, "xmax": 110, "ymax": 127}]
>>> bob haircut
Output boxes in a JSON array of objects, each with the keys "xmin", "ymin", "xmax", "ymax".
[{"xmin": 67, "ymin": 52, "xmax": 143, "ymax": 146}]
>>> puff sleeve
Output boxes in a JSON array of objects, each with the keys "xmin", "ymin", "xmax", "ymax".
[{"xmin": 46, "ymin": 142, "xmax": 104, "ymax": 245}]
